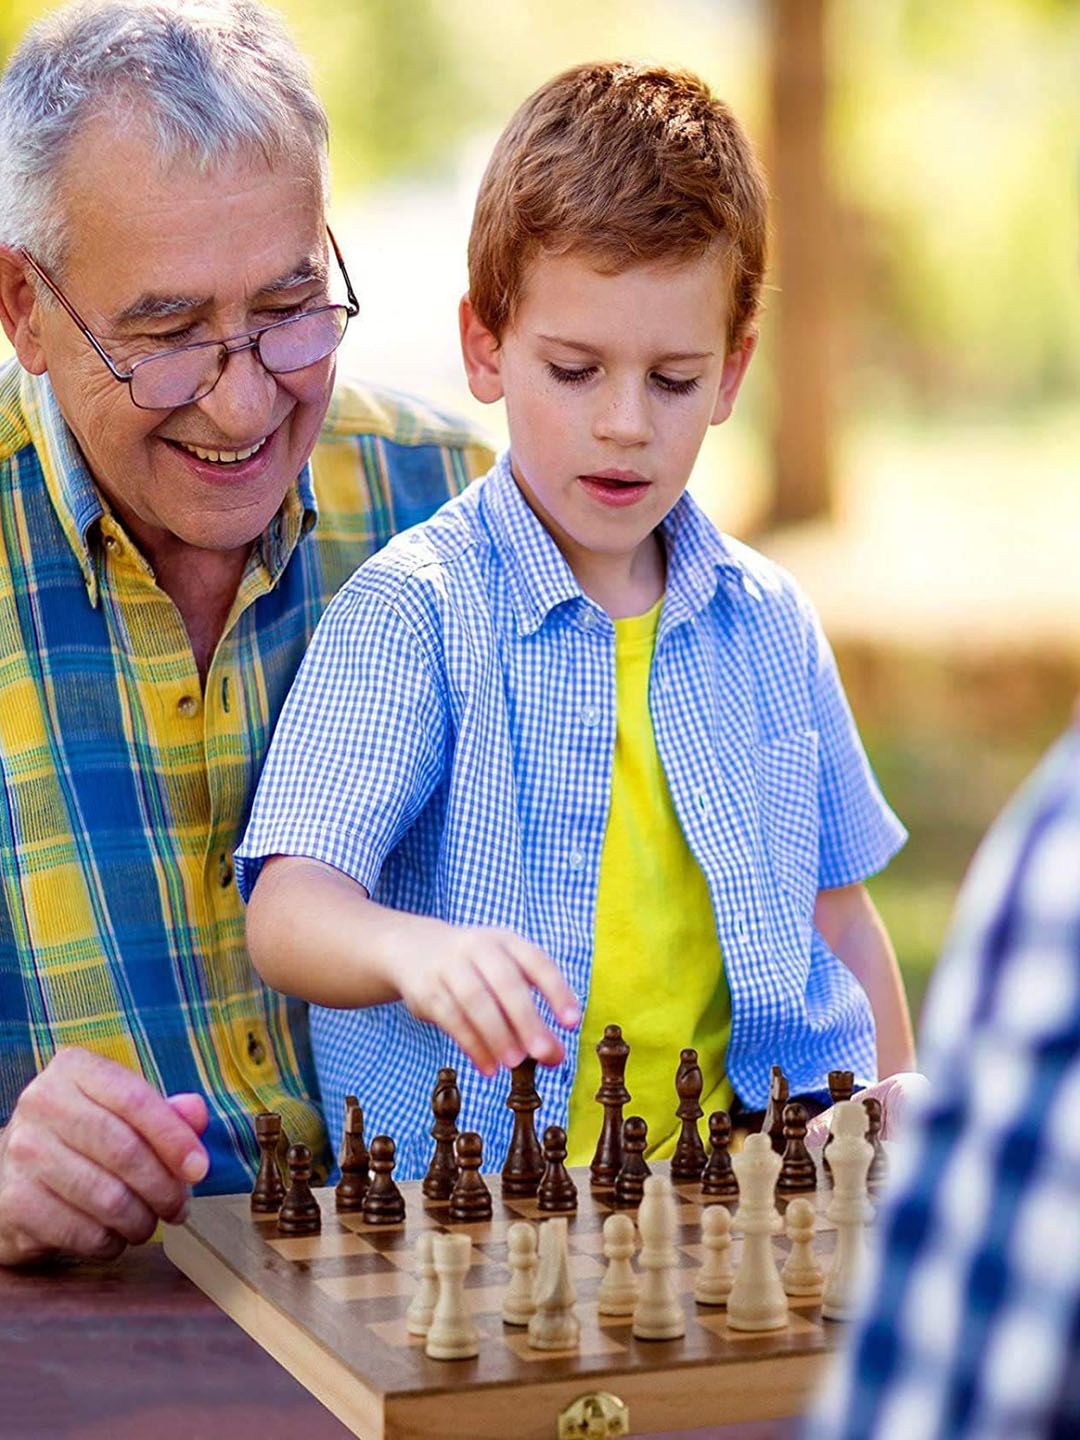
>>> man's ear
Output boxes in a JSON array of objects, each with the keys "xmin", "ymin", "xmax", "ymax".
[
  {"xmin": 459, "ymin": 294, "xmax": 504, "ymax": 404},
  {"xmin": 710, "ymin": 329, "xmax": 758, "ymax": 426},
  {"xmin": 0, "ymin": 248, "xmax": 47, "ymax": 375}
]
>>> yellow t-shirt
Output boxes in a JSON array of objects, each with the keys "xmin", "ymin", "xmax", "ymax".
[{"xmin": 565, "ymin": 598, "xmax": 734, "ymax": 1164}]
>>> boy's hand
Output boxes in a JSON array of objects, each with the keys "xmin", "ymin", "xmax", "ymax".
[
  {"xmin": 804, "ymin": 1071, "xmax": 931, "ymax": 1148},
  {"xmin": 395, "ymin": 924, "xmax": 581, "ymax": 1077}
]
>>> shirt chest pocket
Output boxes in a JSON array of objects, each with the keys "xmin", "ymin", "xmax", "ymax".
[{"xmin": 754, "ymin": 731, "xmax": 820, "ymax": 915}]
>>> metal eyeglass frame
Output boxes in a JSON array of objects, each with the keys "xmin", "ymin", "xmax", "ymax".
[{"xmin": 19, "ymin": 226, "xmax": 360, "ymax": 410}]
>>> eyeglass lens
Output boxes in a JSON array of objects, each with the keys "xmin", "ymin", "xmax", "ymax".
[{"xmin": 130, "ymin": 307, "xmax": 350, "ymax": 409}]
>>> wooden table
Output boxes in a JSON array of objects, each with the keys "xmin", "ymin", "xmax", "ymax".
[{"xmin": 0, "ymin": 1240, "xmax": 800, "ymax": 1440}]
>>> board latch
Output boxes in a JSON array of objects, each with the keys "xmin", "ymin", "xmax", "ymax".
[{"xmin": 557, "ymin": 1390, "xmax": 630, "ymax": 1438}]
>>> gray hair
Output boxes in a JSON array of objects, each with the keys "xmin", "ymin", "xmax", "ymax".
[{"xmin": 0, "ymin": 0, "xmax": 329, "ymax": 274}]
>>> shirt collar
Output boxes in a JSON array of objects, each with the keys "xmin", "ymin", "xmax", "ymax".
[{"xmin": 480, "ymin": 451, "xmax": 748, "ymax": 636}]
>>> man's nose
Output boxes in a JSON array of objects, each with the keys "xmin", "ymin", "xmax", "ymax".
[
  {"xmin": 194, "ymin": 341, "xmax": 278, "ymax": 438},
  {"xmin": 593, "ymin": 380, "xmax": 652, "ymax": 446}
]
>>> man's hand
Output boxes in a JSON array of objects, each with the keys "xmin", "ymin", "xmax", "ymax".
[
  {"xmin": 395, "ymin": 924, "xmax": 581, "ymax": 1078},
  {"xmin": 804, "ymin": 1071, "xmax": 931, "ymax": 1148},
  {"xmin": 0, "ymin": 1047, "xmax": 209, "ymax": 1268}
]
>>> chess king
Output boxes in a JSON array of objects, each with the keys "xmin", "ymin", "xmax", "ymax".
[
  {"xmin": 0, "ymin": 0, "xmax": 490, "ymax": 1267},
  {"xmin": 240, "ymin": 61, "xmax": 924, "ymax": 1177}
]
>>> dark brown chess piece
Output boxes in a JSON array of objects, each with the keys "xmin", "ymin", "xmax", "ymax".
[
  {"xmin": 449, "ymin": 1131, "xmax": 493, "ymax": 1220},
  {"xmin": 777, "ymin": 1101, "xmax": 817, "ymax": 1196},
  {"xmin": 671, "ymin": 1046, "xmax": 707, "ymax": 1180},
  {"xmin": 277, "ymin": 1142, "xmax": 321, "ymax": 1235},
  {"xmin": 863, "ymin": 1096, "xmax": 889, "ymax": 1196},
  {"xmin": 251, "ymin": 1111, "xmax": 287, "ymax": 1214},
  {"xmin": 762, "ymin": 1064, "xmax": 790, "ymax": 1155},
  {"xmin": 422, "ymin": 1067, "xmax": 461, "ymax": 1200},
  {"xmin": 588, "ymin": 1024, "xmax": 631, "ymax": 1190},
  {"xmin": 335, "ymin": 1098, "xmax": 369, "ymax": 1211},
  {"xmin": 362, "ymin": 1135, "xmax": 406, "ymax": 1224},
  {"xmin": 613, "ymin": 1115, "xmax": 650, "ymax": 1208},
  {"xmin": 823, "ymin": 1069, "xmax": 855, "ymax": 1180},
  {"xmin": 501, "ymin": 1057, "xmax": 545, "ymax": 1198},
  {"xmin": 701, "ymin": 1110, "xmax": 739, "ymax": 1199},
  {"xmin": 537, "ymin": 1124, "xmax": 578, "ymax": 1212}
]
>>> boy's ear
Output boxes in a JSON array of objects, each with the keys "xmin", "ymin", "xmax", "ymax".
[
  {"xmin": 710, "ymin": 330, "xmax": 757, "ymax": 426},
  {"xmin": 0, "ymin": 247, "xmax": 48, "ymax": 374},
  {"xmin": 459, "ymin": 294, "xmax": 505, "ymax": 404}
]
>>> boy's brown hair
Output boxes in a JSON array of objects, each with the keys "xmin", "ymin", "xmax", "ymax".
[{"xmin": 468, "ymin": 62, "xmax": 768, "ymax": 351}]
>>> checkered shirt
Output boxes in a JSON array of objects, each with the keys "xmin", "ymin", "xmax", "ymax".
[
  {"xmin": 804, "ymin": 724, "xmax": 1080, "ymax": 1440},
  {"xmin": 237, "ymin": 454, "xmax": 905, "ymax": 1176},
  {"xmin": 0, "ymin": 359, "xmax": 490, "ymax": 1194}
]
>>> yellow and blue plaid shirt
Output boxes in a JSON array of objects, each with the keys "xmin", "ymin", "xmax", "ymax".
[{"xmin": 0, "ymin": 359, "xmax": 490, "ymax": 1193}]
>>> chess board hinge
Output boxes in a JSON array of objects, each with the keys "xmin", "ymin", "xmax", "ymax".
[{"xmin": 557, "ymin": 1390, "xmax": 630, "ymax": 1439}]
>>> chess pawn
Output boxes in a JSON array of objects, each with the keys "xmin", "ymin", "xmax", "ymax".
[
  {"xmin": 528, "ymin": 1217, "xmax": 580, "ymax": 1351},
  {"xmin": 449, "ymin": 1131, "xmax": 493, "ymax": 1221},
  {"xmin": 670, "ymin": 1047, "xmax": 707, "ymax": 1181},
  {"xmin": 863, "ymin": 1096, "xmax": 890, "ymax": 1196},
  {"xmin": 501, "ymin": 1057, "xmax": 545, "ymax": 1198},
  {"xmin": 251, "ymin": 1111, "xmax": 286, "ymax": 1214},
  {"xmin": 701, "ymin": 1110, "xmax": 739, "ymax": 1200},
  {"xmin": 762, "ymin": 1064, "xmax": 790, "ymax": 1155},
  {"xmin": 422, "ymin": 1067, "xmax": 461, "ymax": 1200},
  {"xmin": 822, "ymin": 1069, "xmax": 855, "ymax": 1180},
  {"xmin": 613, "ymin": 1115, "xmax": 650, "ymax": 1207},
  {"xmin": 362, "ymin": 1135, "xmax": 406, "ymax": 1225},
  {"xmin": 425, "ymin": 1232, "xmax": 480, "ymax": 1360},
  {"xmin": 277, "ymin": 1143, "xmax": 321, "ymax": 1236},
  {"xmin": 781, "ymin": 1197, "xmax": 823, "ymax": 1297},
  {"xmin": 726, "ymin": 1132, "xmax": 787, "ymax": 1332},
  {"xmin": 822, "ymin": 1100, "xmax": 873, "ymax": 1321},
  {"xmin": 336, "ymin": 1099, "xmax": 370, "ymax": 1211},
  {"xmin": 501, "ymin": 1221, "xmax": 539, "ymax": 1325},
  {"xmin": 597, "ymin": 1212, "xmax": 638, "ymax": 1316},
  {"xmin": 589, "ymin": 1024, "xmax": 631, "ymax": 1190},
  {"xmin": 777, "ymin": 1102, "xmax": 817, "ymax": 1196},
  {"xmin": 632, "ymin": 1174, "xmax": 685, "ymax": 1340},
  {"xmin": 694, "ymin": 1204, "xmax": 734, "ymax": 1306},
  {"xmin": 537, "ymin": 1125, "xmax": 578, "ymax": 1213},
  {"xmin": 406, "ymin": 1230, "xmax": 438, "ymax": 1336}
]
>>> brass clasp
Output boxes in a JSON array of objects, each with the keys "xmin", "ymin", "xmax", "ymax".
[{"xmin": 557, "ymin": 1390, "xmax": 630, "ymax": 1439}]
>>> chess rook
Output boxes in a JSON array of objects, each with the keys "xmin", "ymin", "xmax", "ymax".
[
  {"xmin": 501, "ymin": 1058, "xmax": 545, "ymax": 1198},
  {"xmin": 422, "ymin": 1067, "xmax": 461, "ymax": 1200},
  {"xmin": 822, "ymin": 1069, "xmax": 855, "ymax": 1180},
  {"xmin": 425, "ymin": 1232, "xmax": 480, "ymax": 1360},
  {"xmin": 670, "ymin": 1047, "xmax": 707, "ymax": 1181},
  {"xmin": 588, "ymin": 1024, "xmax": 631, "ymax": 1190},
  {"xmin": 863, "ymin": 1096, "xmax": 889, "ymax": 1196},
  {"xmin": 251, "ymin": 1111, "xmax": 286, "ymax": 1214}
]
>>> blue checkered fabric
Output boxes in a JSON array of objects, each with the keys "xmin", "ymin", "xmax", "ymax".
[
  {"xmin": 236, "ymin": 454, "xmax": 905, "ymax": 1176},
  {"xmin": 804, "ymin": 725, "xmax": 1080, "ymax": 1440}
]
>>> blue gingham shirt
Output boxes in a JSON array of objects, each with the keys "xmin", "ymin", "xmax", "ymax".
[
  {"xmin": 805, "ymin": 725, "xmax": 1080, "ymax": 1440},
  {"xmin": 237, "ymin": 455, "xmax": 905, "ymax": 1175}
]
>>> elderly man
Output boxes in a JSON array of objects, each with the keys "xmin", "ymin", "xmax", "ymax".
[{"xmin": 0, "ymin": 0, "xmax": 489, "ymax": 1266}]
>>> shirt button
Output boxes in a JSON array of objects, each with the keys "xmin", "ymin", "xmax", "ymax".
[
  {"xmin": 568, "ymin": 848, "xmax": 586, "ymax": 872},
  {"xmin": 246, "ymin": 1031, "xmax": 266, "ymax": 1065},
  {"xmin": 580, "ymin": 610, "xmax": 598, "ymax": 630},
  {"xmin": 735, "ymin": 911, "xmax": 749, "ymax": 940},
  {"xmin": 696, "ymin": 789, "xmax": 709, "ymax": 813},
  {"xmin": 103, "ymin": 534, "xmax": 120, "ymax": 554},
  {"xmin": 219, "ymin": 854, "xmax": 234, "ymax": 888},
  {"xmin": 177, "ymin": 695, "xmax": 199, "ymax": 719},
  {"xmin": 580, "ymin": 704, "xmax": 600, "ymax": 727}
]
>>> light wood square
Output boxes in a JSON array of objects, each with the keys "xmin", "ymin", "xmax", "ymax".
[
  {"xmin": 316, "ymin": 1269, "xmax": 416, "ymax": 1302},
  {"xmin": 267, "ymin": 1230, "xmax": 374, "ymax": 1260}
]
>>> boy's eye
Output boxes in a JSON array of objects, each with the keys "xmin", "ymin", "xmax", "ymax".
[
  {"xmin": 546, "ymin": 362, "xmax": 597, "ymax": 386},
  {"xmin": 652, "ymin": 372, "xmax": 701, "ymax": 396}
]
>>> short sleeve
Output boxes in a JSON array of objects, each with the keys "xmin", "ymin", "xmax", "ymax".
[
  {"xmin": 807, "ymin": 606, "xmax": 907, "ymax": 889},
  {"xmin": 234, "ymin": 579, "xmax": 447, "ymax": 900}
]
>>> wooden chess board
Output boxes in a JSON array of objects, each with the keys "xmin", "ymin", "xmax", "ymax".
[{"xmin": 163, "ymin": 1164, "xmax": 847, "ymax": 1440}]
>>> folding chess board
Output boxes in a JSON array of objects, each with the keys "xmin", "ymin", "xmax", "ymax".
[{"xmin": 164, "ymin": 1164, "xmax": 848, "ymax": 1440}]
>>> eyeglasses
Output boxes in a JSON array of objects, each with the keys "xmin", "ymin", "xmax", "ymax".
[{"xmin": 20, "ymin": 228, "xmax": 360, "ymax": 411}]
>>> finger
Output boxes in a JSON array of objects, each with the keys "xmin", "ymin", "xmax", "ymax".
[
  {"xmin": 444, "ymin": 968, "xmax": 517, "ymax": 1076},
  {"xmin": 37, "ymin": 1133, "xmax": 162, "ymax": 1245},
  {"xmin": 0, "ymin": 1173, "xmax": 127, "ymax": 1265},
  {"xmin": 503, "ymin": 938, "xmax": 580, "ymax": 1033},
  {"xmin": 430, "ymin": 989, "xmax": 501, "ymax": 1079},
  {"xmin": 58, "ymin": 1048, "xmax": 209, "ymax": 1185},
  {"xmin": 166, "ymin": 1092, "xmax": 210, "ymax": 1136},
  {"xmin": 471, "ymin": 948, "xmax": 553, "ymax": 1067}
]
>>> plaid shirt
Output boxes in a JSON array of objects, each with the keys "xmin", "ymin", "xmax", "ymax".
[
  {"xmin": 236, "ymin": 454, "xmax": 905, "ymax": 1177},
  {"xmin": 0, "ymin": 359, "xmax": 490, "ymax": 1195},
  {"xmin": 805, "ymin": 725, "xmax": 1080, "ymax": 1440}
]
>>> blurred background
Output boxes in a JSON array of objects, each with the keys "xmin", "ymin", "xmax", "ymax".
[{"xmin": 3, "ymin": 0, "xmax": 1079, "ymax": 1024}]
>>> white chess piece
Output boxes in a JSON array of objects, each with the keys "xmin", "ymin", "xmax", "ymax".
[
  {"xmin": 424, "ymin": 1232, "xmax": 480, "ymax": 1360},
  {"xmin": 528, "ymin": 1217, "xmax": 580, "ymax": 1350},
  {"xmin": 597, "ymin": 1212, "xmax": 638, "ymax": 1316},
  {"xmin": 406, "ymin": 1229, "xmax": 438, "ymax": 1335},
  {"xmin": 727, "ymin": 1132, "xmax": 788, "ymax": 1332},
  {"xmin": 502, "ymin": 1221, "xmax": 538, "ymax": 1325},
  {"xmin": 632, "ymin": 1173, "xmax": 685, "ymax": 1340},
  {"xmin": 781, "ymin": 1197, "xmax": 823, "ymax": 1296},
  {"xmin": 694, "ymin": 1204, "xmax": 734, "ymax": 1305},
  {"xmin": 822, "ymin": 1099, "xmax": 873, "ymax": 1320}
]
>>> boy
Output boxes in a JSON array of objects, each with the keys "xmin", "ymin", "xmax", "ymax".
[{"xmin": 237, "ymin": 63, "xmax": 915, "ymax": 1178}]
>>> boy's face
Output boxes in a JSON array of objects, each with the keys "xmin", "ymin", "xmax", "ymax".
[{"xmin": 461, "ymin": 251, "xmax": 754, "ymax": 597}]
